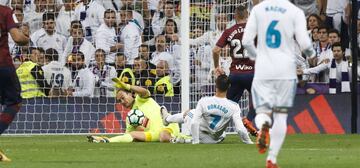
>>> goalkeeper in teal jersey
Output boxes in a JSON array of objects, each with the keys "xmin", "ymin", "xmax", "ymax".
[{"xmin": 87, "ymin": 79, "xmax": 180, "ymax": 143}]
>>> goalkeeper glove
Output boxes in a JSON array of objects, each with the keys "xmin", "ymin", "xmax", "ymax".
[{"xmin": 112, "ymin": 78, "xmax": 131, "ymax": 91}]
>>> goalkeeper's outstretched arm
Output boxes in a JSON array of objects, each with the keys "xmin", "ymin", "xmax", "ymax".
[{"xmin": 112, "ymin": 78, "xmax": 151, "ymax": 98}]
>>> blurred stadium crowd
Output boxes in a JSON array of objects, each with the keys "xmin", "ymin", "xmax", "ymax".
[{"xmin": 1, "ymin": 0, "xmax": 359, "ymax": 98}]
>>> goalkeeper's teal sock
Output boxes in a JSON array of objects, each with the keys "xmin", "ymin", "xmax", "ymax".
[
  {"xmin": 108, "ymin": 133, "xmax": 134, "ymax": 143},
  {"xmin": 0, "ymin": 104, "xmax": 20, "ymax": 134}
]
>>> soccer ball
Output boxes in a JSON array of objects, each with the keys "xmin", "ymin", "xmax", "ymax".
[{"xmin": 127, "ymin": 109, "xmax": 145, "ymax": 127}]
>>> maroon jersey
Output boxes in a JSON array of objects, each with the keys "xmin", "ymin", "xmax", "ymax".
[
  {"xmin": 0, "ymin": 5, "xmax": 18, "ymax": 67},
  {"xmin": 216, "ymin": 23, "xmax": 254, "ymax": 74}
]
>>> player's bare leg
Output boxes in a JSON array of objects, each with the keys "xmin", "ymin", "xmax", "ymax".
[{"xmin": 0, "ymin": 103, "xmax": 21, "ymax": 162}]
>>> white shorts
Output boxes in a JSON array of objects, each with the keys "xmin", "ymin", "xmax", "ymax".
[{"xmin": 251, "ymin": 79, "xmax": 297, "ymax": 110}]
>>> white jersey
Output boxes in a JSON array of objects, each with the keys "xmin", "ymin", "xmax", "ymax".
[
  {"xmin": 191, "ymin": 96, "xmax": 246, "ymax": 143},
  {"xmin": 72, "ymin": 68, "xmax": 95, "ymax": 97},
  {"xmin": 95, "ymin": 23, "xmax": 117, "ymax": 64},
  {"xmin": 120, "ymin": 20, "xmax": 142, "ymax": 65},
  {"xmin": 31, "ymin": 29, "xmax": 67, "ymax": 55},
  {"xmin": 242, "ymin": 0, "xmax": 314, "ymax": 80},
  {"xmin": 42, "ymin": 61, "xmax": 72, "ymax": 91},
  {"xmin": 62, "ymin": 37, "xmax": 96, "ymax": 66}
]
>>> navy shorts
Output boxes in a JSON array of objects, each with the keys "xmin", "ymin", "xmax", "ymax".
[
  {"xmin": 0, "ymin": 67, "xmax": 22, "ymax": 106},
  {"xmin": 227, "ymin": 73, "xmax": 254, "ymax": 102}
]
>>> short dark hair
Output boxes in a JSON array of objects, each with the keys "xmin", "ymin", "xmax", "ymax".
[
  {"xmin": 216, "ymin": 74, "xmax": 230, "ymax": 92},
  {"xmin": 165, "ymin": 19, "xmax": 178, "ymax": 33},
  {"xmin": 104, "ymin": 9, "xmax": 116, "ymax": 16},
  {"xmin": 328, "ymin": 29, "xmax": 340, "ymax": 37},
  {"xmin": 235, "ymin": 5, "xmax": 248, "ymax": 19},
  {"xmin": 31, "ymin": 47, "xmax": 45, "ymax": 54},
  {"xmin": 43, "ymin": 12, "xmax": 55, "ymax": 22},
  {"xmin": 73, "ymin": 51, "xmax": 85, "ymax": 61},
  {"xmin": 331, "ymin": 42, "xmax": 343, "ymax": 51},
  {"xmin": 45, "ymin": 48, "xmax": 59, "ymax": 61},
  {"xmin": 318, "ymin": 25, "xmax": 328, "ymax": 33},
  {"xmin": 70, "ymin": 20, "xmax": 83, "ymax": 29},
  {"xmin": 95, "ymin": 48, "xmax": 106, "ymax": 55}
]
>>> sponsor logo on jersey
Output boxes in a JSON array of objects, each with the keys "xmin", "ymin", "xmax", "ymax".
[{"xmin": 235, "ymin": 64, "xmax": 253, "ymax": 70}]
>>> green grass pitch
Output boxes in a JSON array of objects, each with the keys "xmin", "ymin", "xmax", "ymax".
[{"xmin": 0, "ymin": 134, "xmax": 359, "ymax": 168}]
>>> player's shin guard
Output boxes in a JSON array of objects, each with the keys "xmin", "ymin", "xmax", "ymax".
[
  {"xmin": 267, "ymin": 113, "xmax": 288, "ymax": 164},
  {"xmin": 0, "ymin": 104, "xmax": 21, "ymax": 134},
  {"xmin": 108, "ymin": 134, "xmax": 134, "ymax": 143}
]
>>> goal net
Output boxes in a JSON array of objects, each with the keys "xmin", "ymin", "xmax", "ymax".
[{"xmin": 4, "ymin": 0, "xmax": 251, "ymax": 135}]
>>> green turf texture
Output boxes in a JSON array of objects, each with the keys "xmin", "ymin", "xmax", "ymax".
[{"xmin": 0, "ymin": 134, "xmax": 359, "ymax": 168}]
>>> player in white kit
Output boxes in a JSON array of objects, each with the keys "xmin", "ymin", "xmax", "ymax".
[
  {"xmin": 242, "ymin": 0, "xmax": 316, "ymax": 167},
  {"xmin": 161, "ymin": 75, "xmax": 253, "ymax": 144}
]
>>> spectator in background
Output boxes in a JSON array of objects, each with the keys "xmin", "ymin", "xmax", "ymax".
[
  {"xmin": 152, "ymin": 0, "xmax": 180, "ymax": 37},
  {"xmin": 31, "ymin": 12, "xmax": 67, "ymax": 56},
  {"xmin": 16, "ymin": 48, "xmax": 50, "ymax": 98},
  {"xmin": 72, "ymin": 0, "xmax": 105, "ymax": 43},
  {"xmin": 42, "ymin": 48, "xmax": 72, "ymax": 97},
  {"xmin": 139, "ymin": 44, "xmax": 156, "ymax": 69},
  {"xmin": 307, "ymin": 14, "xmax": 322, "ymax": 40},
  {"xmin": 114, "ymin": 52, "xmax": 128, "ymax": 77},
  {"xmin": 154, "ymin": 60, "xmax": 173, "ymax": 97},
  {"xmin": 9, "ymin": 0, "xmax": 23, "ymax": 9},
  {"xmin": 29, "ymin": 47, "xmax": 46, "ymax": 66},
  {"xmin": 90, "ymin": 49, "xmax": 117, "ymax": 97},
  {"xmin": 63, "ymin": 21, "xmax": 95, "ymax": 66},
  {"xmin": 150, "ymin": 34, "xmax": 174, "ymax": 74},
  {"xmin": 290, "ymin": 0, "xmax": 322, "ymax": 17},
  {"xmin": 96, "ymin": 9, "xmax": 121, "ymax": 65},
  {"xmin": 133, "ymin": 57, "xmax": 156, "ymax": 93},
  {"xmin": 56, "ymin": 0, "xmax": 76, "ymax": 38},
  {"xmin": 23, "ymin": 0, "xmax": 46, "ymax": 33},
  {"xmin": 163, "ymin": 19, "xmax": 179, "ymax": 45},
  {"xmin": 298, "ymin": 42, "xmax": 350, "ymax": 84},
  {"xmin": 120, "ymin": 6, "xmax": 142, "ymax": 65},
  {"xmin": 67, "ymin": 52, "xmax": 95, "ymax": 97}
]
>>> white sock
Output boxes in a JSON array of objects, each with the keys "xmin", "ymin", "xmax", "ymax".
[
  {"xmin": 254, "ymin": 113, "xmax": 272, "ymax": 130},
  {"xmin": 166, "ymin": 113, "xmax": 184, "ymax": 123},
  {"xmin": 267, "ymin": 113, "xmax": 288, "ymax": 164}
]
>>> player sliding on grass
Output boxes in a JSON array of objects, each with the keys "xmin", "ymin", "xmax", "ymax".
[
  {"xmin": 242, "ymin": 0, "xmax": 316, "ymax": 167},
  {"xmin": 161, "ymin": 74, "xmax": 253, "ymax": 144},
  {"xmin": 87, "ymin": 78, "xmax": 180, "ymax": 143}
]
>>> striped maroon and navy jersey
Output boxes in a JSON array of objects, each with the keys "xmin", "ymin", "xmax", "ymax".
[
  {"xmin": 0, "ymin": 5, "xmax": 18, "ymax": 67},
  {"xmin": 216, "ymin": 23, "xmax": 254, "ymax": 74}
]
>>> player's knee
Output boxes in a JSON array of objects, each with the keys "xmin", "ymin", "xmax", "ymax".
[
  {"xmin": 255, "ymin": 105, "xmax": 272, "ymax": 115},
  {"xmin": 273, "ymin": 107, "xmax": 288, "ymax": 113},
  {"xmin": 159, "ymin": 130, "xmax": 171, "ymax": 143}
]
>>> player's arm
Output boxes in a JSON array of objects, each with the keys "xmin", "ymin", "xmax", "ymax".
[
  {"xmin": 242, "ymin": 8, "xmax": 258, "ymax": 59},
  {"xmin": 294, "ymin": 10, "xmax": 316, "ymax": 59},
  {"xmin": 232, "ymin": 106, "xmax": 253, "ymax": 144},
  {"xmin": 190, "ymin": 99, "xmax": 203, "ymax": 144},
  {"xmin": 212, "ymin": 46, "xmax": 222, "ymax": 69},
  {"xmin": 7, "ymin": 9, "xmax": 29, "ymax": 45},
  {"xmin": 213, "ymin": 31, "xmax": 227, "ymax": 73},
  {"xmin": 112, "ymin": 78, "xmax": 151, "ymax": 98}
]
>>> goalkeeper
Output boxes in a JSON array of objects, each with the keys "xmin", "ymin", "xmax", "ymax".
[{"xmin": 87, "ymin": 79, "xmax": 179, "ymax": 143}]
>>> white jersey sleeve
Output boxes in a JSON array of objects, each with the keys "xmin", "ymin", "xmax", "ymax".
[{"xmin": 191, "ymin": 99, "xmax": 204, "ymax": 144}]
